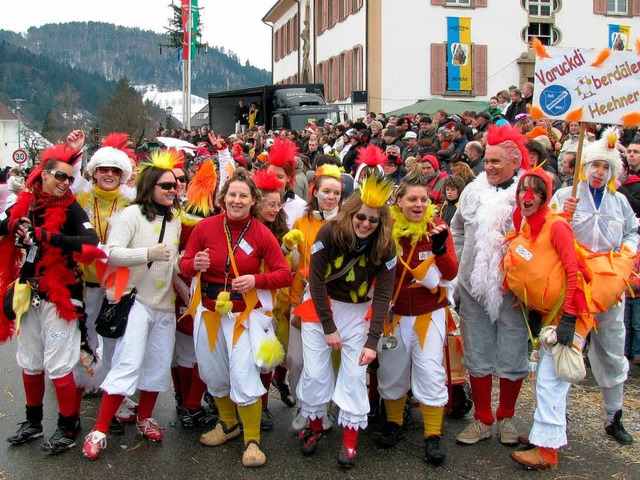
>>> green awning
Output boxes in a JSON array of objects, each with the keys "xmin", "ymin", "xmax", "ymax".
[{"xmin": 385, "ymin": 98, "xmax": 491, "ymax": 117}]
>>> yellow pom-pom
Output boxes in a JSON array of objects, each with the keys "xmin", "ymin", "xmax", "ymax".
[
  {"xmin": 255, "ymin": 336, "xmax": 285, "ymax": 370},
  {"xmin": 215, "ymin": 300, "xmax": 233, "ymax": 315},
  {"xmin": 215, "ymin": 291, "xmax": 233, "ymax": 314}
]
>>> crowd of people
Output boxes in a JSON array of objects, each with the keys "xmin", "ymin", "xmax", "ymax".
[{"xmin": 1, "ymin": 81, "xmax": 639, "ymax": 472}]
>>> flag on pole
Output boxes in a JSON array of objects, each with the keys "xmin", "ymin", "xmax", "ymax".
[{"xmin": 182, "ymin": 0, "xmax": 198, "ymax": 61}]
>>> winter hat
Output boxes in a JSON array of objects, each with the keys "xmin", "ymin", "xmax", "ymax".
[
  {"xmin": 7, "ymin": 175, "xmax": 25, "ymax": 194},
  {"xmin": 580, "ymin": 126, "xmax": 622, "ymax": 191},
  {"xmin": 86, "ymin": 133, "xmax": 135, "ymax": 184},
  {"xmin": 420, "ymin": 154, "xmax": 439, "ymax": 171},
  {"xmin": 450, "ymin": 152, "xmax": 470, "ymax": 164},
  {"xmin": 403, "ymin": 131, "xmax": 417, "ymax": 140}
]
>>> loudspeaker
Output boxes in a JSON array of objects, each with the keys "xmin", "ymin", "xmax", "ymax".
[{"xmin": 352, "ymin": 90, "xmax": 367, "ymax": 103}]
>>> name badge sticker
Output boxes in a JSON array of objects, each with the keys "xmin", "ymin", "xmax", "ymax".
[
  {"xmin": 238, "ymin": 239, "xmax": 254, "ymax": 255},
  {"xmin": 419, "ymin": 251, "xmax": 432, "ymax": 261},
  {"xmin": 515, "ymin": 245, "xmax": 533, "ymax": 262},
  {"xmin": 310, "ymin": 241, "xmax": 324, "ymax": 255},
  {"xmin": 386, "ymin": 256, "xmax": 397, "ymax": 270}
]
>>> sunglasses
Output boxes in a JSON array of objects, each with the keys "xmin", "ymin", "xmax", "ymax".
[
  {"xmin": 155, "ymin": 182, "xmax": 178, "ymax": 191},
  {"xmin": 96, "ymin": 166, "xmax": 123, "ymax": 175},
  {"xmin": 175, "ymin": 175, "xmax": 187, "ymax": 183},
  {"xmin": 46, "ymin": 170, "xmax": 75, "ymax": 185},
  {"xmin": 354, "ymin": 212, "xmax": 380, "ymax": 224}
]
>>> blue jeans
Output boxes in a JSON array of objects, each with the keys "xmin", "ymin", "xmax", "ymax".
[{"xmin": 623, "ymin": 296, "xmax": 640, "ymax": 358}]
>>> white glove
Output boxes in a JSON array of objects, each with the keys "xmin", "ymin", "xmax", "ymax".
[{"xmin": 147, "ymin": 244, "xmax": 171, "ymax": 262}]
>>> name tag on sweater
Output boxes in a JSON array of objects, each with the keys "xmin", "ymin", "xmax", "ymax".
[
  {"xmin": 515, "ymin": 245, "xmax": 533, "ymax": 262},
  {"xmin": 419, "ymin": 251, "xmax": 432, "ymax": 261},
  {"xmin": 311, "ymin": 241, "xmax": 324, "ymax": 254},
  {"xmin": 386, "ymin": 257, "xmax": 397, "ymax": 270},
  {"xmin": 238, "ymin": 238, "xmax": 253, "ymax": 255}
]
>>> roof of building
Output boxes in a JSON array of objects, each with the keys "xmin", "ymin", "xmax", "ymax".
[
  {"xmin": 0, "ymin": 102, "xmax": 18, "ymax": 121},
  {"xmin": 262, "ymin": 0, "xmax": 296, "ymax": 23},
  {"xmin": 385, "ymin": 98, "xmax": 491, "ymax": 117}
]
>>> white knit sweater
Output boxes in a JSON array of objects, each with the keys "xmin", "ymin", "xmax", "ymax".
[{"xmin": 106, "ymin": 204, "xmax": 182, "ymax": 312}]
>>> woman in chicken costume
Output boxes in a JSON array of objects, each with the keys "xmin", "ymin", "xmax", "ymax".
[
  {"xmin": 179, "ymin": 168, "xmax": 292, "ymax": 468},
  {"xmin": 295, "ymin": 173, "xmax": 396, "ymax": 468},
  {"xmin": 376, "ymin": 163, "xmax": 458, "ymax": 466},
  {"xmin": 504, "ymin": 151, "xmax": 636, "ymax": 469}
]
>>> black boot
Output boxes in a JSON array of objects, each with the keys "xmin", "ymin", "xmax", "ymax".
[
  {"xmin": 424, "ymin": 435, "xmax": 446, "ymax": 466},
  {"xmin": 7, "ymin": 405, "xmax": 44, "ymax": 445},
  {"xmin": 605, "ymin": 410, "xmax": 633, "ymax": 445},
  {"xmin": 376, "ymin": 421, "xmax": 404, "ymax": 448},
  {"xmin": 271, "ymin": 379, "xmax": 296, "ymax": 407},
  {"xmin": 41, "ymin": 413, "xmax": 78, "ymax": 454}
]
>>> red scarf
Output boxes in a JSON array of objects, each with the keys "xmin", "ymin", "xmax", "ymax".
[{"xmin": 0, "ymin": 184, "xmax": 78, "ymax": 343}]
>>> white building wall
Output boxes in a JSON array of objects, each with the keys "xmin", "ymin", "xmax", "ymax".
[
  {"xmin": 269, "ymin": 0, "xmax": 638, "ymax": 113},
  {"xmin": 316, "ymin": 8, "xmax": 365, "ymax": 62},
  {"xmin": 272, "ymin": 3, "xmax": 299, "ymax": 82},
  {"xmin": 378, "ymin": 0, "xmax": 528, "ymax": 112},
  {"xmin": 0, "ymin": 121, "xmax": 19, "ymax": 168},
  {"xmin": 554, "ymin": 6, "xmax": 639, "ymax": 49}
]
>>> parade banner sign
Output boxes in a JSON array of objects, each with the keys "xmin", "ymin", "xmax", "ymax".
[
  {"xmin": 446, "ymin": 17, "xmax": 472, "ymax": 92},
  {"xmin": 608, "ymin": 25, "xmax": 630, "ymax": 51},
  {"xmin": 532, "ymin": 46, "xmax": 640, "ymax": 125}
]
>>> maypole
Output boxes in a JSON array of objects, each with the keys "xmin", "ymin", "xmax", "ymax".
[{"xmin": 162, "ymin": 0, "xmax": 206, "ymax": 128}]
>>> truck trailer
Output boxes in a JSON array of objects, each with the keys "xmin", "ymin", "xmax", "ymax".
[{"xmin": 208, "ymin": 84, "xmax": 340, "ymax": 136}]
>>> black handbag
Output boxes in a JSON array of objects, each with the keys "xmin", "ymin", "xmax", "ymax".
[
  {"xmin": 95, "ymin": 287, "xmax": 137, "ymax": 339},
  {"xmin": 95, "ymin": 213, "xmax": 167, "ymax": 339}
]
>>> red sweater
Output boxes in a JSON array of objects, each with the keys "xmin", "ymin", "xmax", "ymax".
[
  {"xmin": 393, "ymin": 217, "xmax": 458, "ymax": 316},
  {"xmin": 180, "ymin": 213, "xmax": 293, "ymax": 312}
]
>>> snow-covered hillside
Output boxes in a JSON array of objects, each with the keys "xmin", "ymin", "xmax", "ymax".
[{"xmin": 142, "ymin": 87, "xmax": 208, "ymax": 125}]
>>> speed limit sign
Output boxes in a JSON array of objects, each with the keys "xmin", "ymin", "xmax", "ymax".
[{"xmin": 12, "ymin": 149, "xmax": 28, "ymax": 164}]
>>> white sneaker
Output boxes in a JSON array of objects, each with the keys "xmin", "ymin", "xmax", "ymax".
[
  {"xmin": 291, "ymin": 408, "xmax": 308, "ymax": 434},
  {"xmin": 83, "ymin": 430, "xmax": 107, "ymax": 460}
]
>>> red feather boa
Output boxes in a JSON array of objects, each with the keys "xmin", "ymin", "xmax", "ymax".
[{"xmin": 0, "ymin": 188, "xmax": 79, "ymax": 343}]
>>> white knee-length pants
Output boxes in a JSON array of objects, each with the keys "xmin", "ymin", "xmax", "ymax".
[
  {"xmin": 297, "ymin": 300, "xmax": 370, "ymax": 431},
  {"xmin": 100, "ymin": 300, "xmax": 176, "ymax": 396},
  {"xmin": 18, "ymin": 300, "xmax": 80, "ymax": 379},
  {"xmin": 194, "ymin": 308, "xmax": 266, "ymax": 406},
  {"xmin": 377, "ymin": 308, "xmax": 448, "ymax": 406}
]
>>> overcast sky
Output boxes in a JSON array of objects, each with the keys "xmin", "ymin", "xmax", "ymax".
[{"xmin": 0, "ymin": 0, "xmax": 274, "ymax": 70}]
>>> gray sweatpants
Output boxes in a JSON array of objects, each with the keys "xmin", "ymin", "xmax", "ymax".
[{"xmin": 459, "ymin": 287, "xmax": 528, "ymax": 381}]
